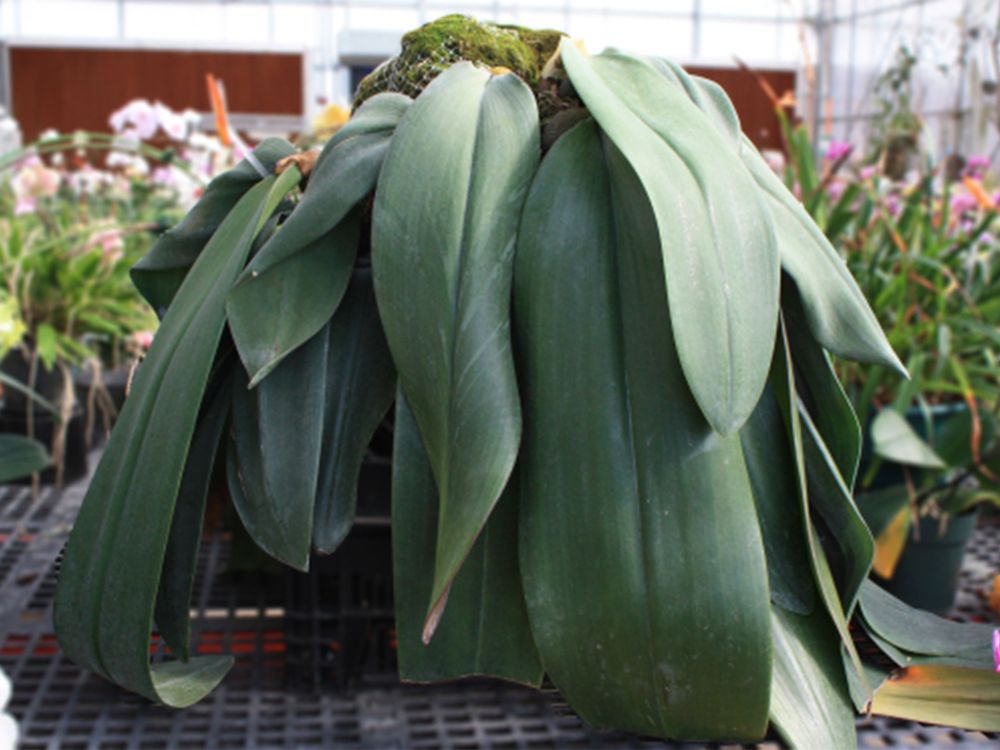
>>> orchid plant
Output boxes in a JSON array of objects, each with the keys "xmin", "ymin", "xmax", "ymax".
[{"xmin": 51, "ymin": 16, "xmax": 1000, "ymax": 748}]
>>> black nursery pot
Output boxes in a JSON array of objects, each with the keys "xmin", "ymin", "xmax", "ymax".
[
  {"xmin": 0, "ymin": 407, "xmax": 88, "ymax": 485},
  {"xmin": 876, "ymin": 511, "xmax": 978, "ymax": 615},
  {"xmin": 1, "ymin": 348, "xmax": 67, "ymax": 412}
]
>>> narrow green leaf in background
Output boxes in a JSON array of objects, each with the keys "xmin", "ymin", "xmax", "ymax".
[
  {"xmin": 561, "ymin": 41, "xmax": 779, "ymax": 435},
  {"xmin": 0, "ymin": 434, "xmax": 50, "ymax": 482},
  {"xmin": 392, "ymin": 392, "xmax": 542, "ymax": 685},
  {"xmin": 54, "ymin": 163, "xmax": 299, "ymax": 707},
  {"xmin": 371, "ymin": 64, "xmax": 537, "ymax": 637},
  {"xmin": 871, "ymin": 409, "xmax": 947, "ymax": 469}
]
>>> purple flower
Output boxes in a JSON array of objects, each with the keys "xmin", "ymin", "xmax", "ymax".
[
  {"xmin": 885, "ymin": 193, "xmax": 902, "ymax": 216},
  {"xmin": 827, "ymin": 180, "xmax": 846, "ymax": 202},
  {"xmin": 825, "ymin": 140, "xmax": 852, "ymax": 162},
  {"xmin": 965, "ymin": 155, "xmax": 990, "ymax": 179},
  {"xmin": 951, "ymin": 192, "xmax": 978, "ymax": 216},
  {"xmin": 993, "ymin": 629, "xmax": 1000, "ymax": 673}
]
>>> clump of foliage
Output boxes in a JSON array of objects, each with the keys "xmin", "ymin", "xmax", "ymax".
[{"xmin": 53, "ymin": 16, "xmax": 1000, "ymax": 747}]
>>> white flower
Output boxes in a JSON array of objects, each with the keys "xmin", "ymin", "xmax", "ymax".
[
  {"xmin": 108, "ymin": 99, "xmax": 157, "ymax": 140},
  {"xmin": 154, "ymin": 101, "xmax": 187, "ymax": 141},
  {"xmin": 38, "ymin": 128, "xmax": 59, "ymax": 142}
]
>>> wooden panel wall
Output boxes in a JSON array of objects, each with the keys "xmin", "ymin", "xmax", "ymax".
[
  {"xmin": 688, "ymin": 66, "xmax": 795, "ymax": 151},
  {"xmin": 10, "ymin": 46, "xmax": 303, "ymax": 142}
]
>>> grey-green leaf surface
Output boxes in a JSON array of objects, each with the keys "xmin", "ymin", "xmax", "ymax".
[
  {"xmin": 312, "ymin": 269, "xmax": 396, "ymax": 554},
  {"xmin": 131, "ymin": 139, "xmax": 295, "ymax": 316},
  {"xmin": 740, "ymin": 381, "xmax": 815, "ymax": 615},
  {"xmin": 769, "ymin": 605, "xmax": 857, "ymax": 750},
  {"xmin": 54, "ymin": 168, "xmax": 298, "ymax": 707},
  {"xmin": 228, "ymin": 94, "xmax": 409, "ymax": 384},
  {"xmin": 783, "ymin": 285, "xmax": 862, "ymax": 487},
  {"xmin": 0, "ymin": 434, "xmax": 50, "ymax": 482},
  {"xmin": 736, "ymin": 135, "xmax": 904, "ymax": 376},
  {"xmin": 392, "ymin": 392, "xmax": 542, "ymax": 685},
  {"xmin": 561, "ymin": 42, "xmax": 779, "ymax": 435},
  {"xmin": 154, "ymin": 370, "xmax": 233, "ymax": 659},
  {"xmin": 229, "ymin": 325, "xmax": 329, "ymax": 571},
  {"xmin": 859, "ymin": 582, "xmax": 995, "ymax": 669},
  {"xmin": 371, "ymin": 64, "xmax": 536, "ymax": 636},
  {"xmin": 515, "ymin": 119, "xmax": 771, "ymax": 742},
  {"xmin": 871, "ymin": 409, "xmax": 947, "ymax": 469}
]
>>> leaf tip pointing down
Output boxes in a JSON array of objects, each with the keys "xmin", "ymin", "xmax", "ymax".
[{"xmin": 421, "ymin": 586, "xmax": 452, "ymax": 645}]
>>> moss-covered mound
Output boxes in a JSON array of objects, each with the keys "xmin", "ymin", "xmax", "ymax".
[{"xmin": 354, "ymin": 15, "xmax": 563, "ymax": 108}]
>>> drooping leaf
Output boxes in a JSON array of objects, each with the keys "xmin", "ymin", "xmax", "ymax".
[
  {"xmin": 769, "ymin": 605, "xmax": 857, "ymax": 750},
  {"xmin": 228, "ymin": 325, "xmax": 329, "ymax": 571},
  {"xmin": 154, "ymin": 369, "xmax": 233, "ymax": 659},
  {"xmin": 392, "ymin": 392, "xmax": 542, "ymax": 685},
  {"xmin": 740, "ymin": 380, "xmax": 816, "ymax": 615},
  {"xmin": 132, "ymin": 139, "xmax": 296, "ymax": 316},
  {"xmin": 561, "ymin": 42, "xmax": 779, "ymax": 434},
  {"xmin": 515, "ymin": 119, "xmax": 771, "ymax": 742},
  {"xmin": 312, "ymin": 268, "xmax": 397, "ymax": 554},
  {"xmin": 870, "ymin": 665, "xmax": 1000, "ymax": 731},
  {"xmin": 871, "ymin": 409, "xmax": 947, "ymax": 469},
  {"xmin": 860, "ymin": 582, "xmax": 996, "ymax": 669},
  {"xmin": 228, "ymin": 94, "xmax": 410, "ymax": 384},
  {"xmin": 783, "ymin": 283, "xmax": 862, "ymax": 487},
  {"xmin": 371, "ymin": 65, "xmax": 537, "ymax": 636},
  {"xmin": 0, "ymin": 434, "xmax": 50, "ymax": 482},
  {"xmin": 871, "ymin": 504, "xmax": 911, "ymax": 580},
  {"xmin": 54, "ymin": 167, "xmax": 299, "ymax": 707}
]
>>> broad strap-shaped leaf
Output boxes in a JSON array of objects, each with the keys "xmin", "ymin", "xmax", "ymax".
[
  {"xmin": 54, "ymin": 167, "xmax": 299, "ymax": 707},
  {"xmin": 646, "ymin": 59, "xmax": 742, "ymax": 145},
  {"xmin": 561, "ymin": 42, "xmax": 779, "ymax": 435},
  {"xmin": 371, "ymin": 64, "xmax": 537, "ymax": 636},
  {"xmin": 154, "ymin": 369, "xmax": 233, "ymax": 658},
  {"xmin": 769, "ymin": 605, "xmax": 857, "ymax": 750},
  {"xmin": 312, "ymin": 269, "xmax": 396, "ymax": 554},
  {"xmin": 859, "ymin": 582, "xmax": 996, "ymax": 669},
  {"xmin": 515, "ymin": 119, "xmax": 771, "ymax": 741},
  {"xmin": 738, "ymin": 136, "xmax": 905, "ymax": 376},
  {"xmin": 869, "ymin": 666, "xmax": 1000, "ymax": 731},
  {"xmin": 228, "ymin": 94, "xmax": 410, "ymax": 385},
  {"xmin": 228, "ymin": 325, "xmax": 329, "ymax": 571},
  {"xmin": 131, "ymin": 139, "xmax": 295, "ymax": 316},
  {"xmin": 0, "ymin": 434, "xmax": 50, "ymax": 482},
  {"xmin": 871, "ymin": 409, "xmax": 947, "ymax": 469},
  {"xmin": 740, "ymin": 380, "xmax": 815, "ymax": 615},
  {"xmin": 783, "ymin": 284, "xmax": 862, "ymax": 487},
  {"xmin": 392, "ymin": 392, "xmax": 542, "ymax": 685}
]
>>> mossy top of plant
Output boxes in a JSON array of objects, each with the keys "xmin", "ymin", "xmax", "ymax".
[{"xmin": 354, "ymin": 15, "xmax": 563, "ymax": 108}]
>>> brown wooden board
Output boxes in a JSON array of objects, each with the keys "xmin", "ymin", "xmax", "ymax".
[
  {"xmin": 688, "ymin": 65, "xmax": 795, "ymax": 151},
  {"xmin": 9, "ymin": 46, "xmax": 303, "ymax": 142}
]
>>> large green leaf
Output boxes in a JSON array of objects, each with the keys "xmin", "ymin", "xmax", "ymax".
[
  {"xmin": 228, "ymin": 324, "xmax": 329, "ymax": 571},
  {"xmin": 131, "ymin": 139, "xmax": 295, "ymax": 316},
  {"xmin": 0, "ymin": 434, "xmax": 50, "ymax": 482},
  {"xmin": 870, "ymin": 665, "xmax": 1000, "ymax": 731},
  {"xmin": 154, "ymin": 369, "xmax": 233, "ymax": 659},
  {"xmin": 392, "ymin": 392, "xmax": 542, "ymax": 685},
  {"xmin": 371, "ymin": 64, "xmax": 537, "ymax": 636},
  {"xmin": 515, "ymin": 119, "xmax": 771, "ymax": 741},
  {"xmin": 871, "ymin": 409, "xmax": 947, "ymax": 469},
  {"xmin": 228, "ymin": 94, "xmax": 409, "ymax": 385},
  {"xmin": 54, "ymin": 166, "xmax": 299, "ymax": 707},
  {"xmin": 312, "ymin": 269, "xmax": 396, "ymax": 554},
  {"xmin": 561, "ymin": 43, "xmax": 779, "ymax": 435},
  {"xmin": 769, "ymin": 605, "xmax": 857, "ymax": 749}
]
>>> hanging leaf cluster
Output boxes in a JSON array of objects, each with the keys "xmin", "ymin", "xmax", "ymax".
[{"xmin": 54, "ymin": 16, "xmax": 1000, "ymax": 745}]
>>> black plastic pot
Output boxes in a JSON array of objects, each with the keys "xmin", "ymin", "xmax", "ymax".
[
  {"xmin": 1, "ymin": 348, "xmax": 68, "ymax": 412},
  {"xmin": 0, "ymin": 406, "xmax": 88, "ymax": 485},
  {"xmin": 875, "ymin": 511, "xmax": 978, "ymax": 614}
]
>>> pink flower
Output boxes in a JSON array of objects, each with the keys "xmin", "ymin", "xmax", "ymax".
[
  {"xmin": 109, "ymin": 99, "xmax": 157, "ymax": 140},
  {"xmin": 825, "ymin": 141, "xmax": 852, "ymax": 162},
  {"xmin": 133, "ymin": 330, "xmax": 154, "ymax": 350},
  {"xmin": 859, "ymin": 166, "xmax": 877, "ymax": 181},
  {"xmin": 951, "ymin": 192, "xmax": 978, "ymax": 217},
  {"xmin": 90, "ymin": 228, "xmax": 123, "ymax": 255},
  {"xmin": 10, "ymin": 155, "xmax": 60, "ymax": 213},
  {"xmin": 151, "ymin": 166, "xmax": 176, "ymax": 187},
  {"xmin": 965, "ymin": 155, "xmax": 990, "ymax": 179},
  {"xmin": 154, "ymin": 101, "xmax": 187, "ymax": 141},
  {"xmin": 827, "ymin": 180, "xmax": 846, "ymax": 202},
  {"xmin": 885, "ymin": 193, "xmax": 901, "ymax": 216},
  {"xmin": 993, "ymin": 629, "xmax": 1000, "ymax": 673}
]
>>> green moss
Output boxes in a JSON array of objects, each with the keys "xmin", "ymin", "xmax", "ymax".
[{"xmin": 353, "ymin": 15, "xmax": 564, "ymax": 108}]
